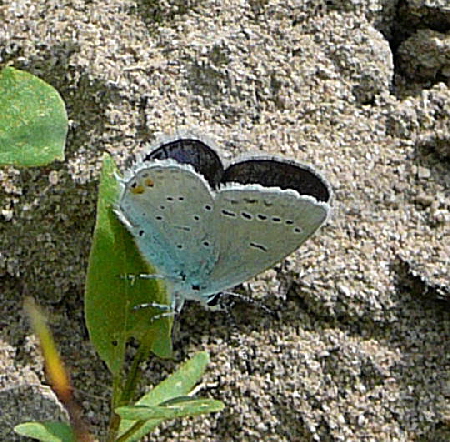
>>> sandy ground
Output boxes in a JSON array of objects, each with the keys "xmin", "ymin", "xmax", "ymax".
[{"xmin": 1, "ymin": 0, "xmax": 450, "ymax": 440}]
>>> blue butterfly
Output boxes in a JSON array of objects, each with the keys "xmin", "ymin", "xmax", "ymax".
[{"xmin": 116, "ymin": 136, "xmax": 331, "ymax": 313}]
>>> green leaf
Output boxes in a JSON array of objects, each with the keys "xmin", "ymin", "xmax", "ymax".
[
  {"xmin": 116, "ymin": 399, "xmax": 224, "ymax": 420},
  {"xmin": 159, "ymin": 395, "xmax": 202, "ymax": 405},
  {"xmin": 14, "ymin": 421, "xmax": 75, "ymax": 442},
  {"xmin": 0, "ymin": 67, "xmax": 67, "ymax": 166},
  {"xmin": 117, "ymin": 351, "xmax": 212, "ymax": 441},
  {"xmin": 85, "ymin": 154, "xmax": 173, "ymax": 375}
]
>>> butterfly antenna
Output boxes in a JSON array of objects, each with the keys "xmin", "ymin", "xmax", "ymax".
[
  {"xmin": 208, "ymin": 291, "xmax": 278, "ymax": 319},
  {"xmin": 224, "ymin": 291, "xmax": 278, "ymax": 317}
]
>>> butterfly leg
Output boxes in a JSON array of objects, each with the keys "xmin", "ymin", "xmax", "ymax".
[
  {"xmin": 133, "ymin": 302, "xmax": 175, "ymax": 327},
  {"xmin": 120, "ymin": 273, "xmax": 166, "ymax": 285},
  {"xmin": 133, "ymin": 302, "xmax": 172, "ymax": 312}
]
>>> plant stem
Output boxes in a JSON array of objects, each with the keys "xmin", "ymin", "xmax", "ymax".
[{"xmin": 106, "ymin": 326, "xmax": 157, "ymax": 441}]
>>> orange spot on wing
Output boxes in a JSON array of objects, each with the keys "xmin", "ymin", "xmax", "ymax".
[{"xmin": 130, "ymin": 184, "xmax": 145, "ymax": 194}]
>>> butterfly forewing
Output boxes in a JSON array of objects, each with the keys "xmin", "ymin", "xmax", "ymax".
[
  {"xmin": 144, "ymin": 138, "xmax": 223, "ymax": 188},
  {"xmin": 204, "ymin": 186, "xmax": 329, "ymax": 294}
]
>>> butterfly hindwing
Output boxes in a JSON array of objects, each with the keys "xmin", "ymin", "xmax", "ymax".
[{"xmin": 119, "ymin": 162, "xmax": 218, "ymax": 283}]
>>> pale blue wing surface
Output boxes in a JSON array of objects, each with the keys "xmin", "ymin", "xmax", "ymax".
[
  {"xmin": 118, "ymin": 162, "xmax": 217, "ymax": 286},
  {"xmin": 204, "ymin": 186, "xmax": 329, "ymax": 294}
]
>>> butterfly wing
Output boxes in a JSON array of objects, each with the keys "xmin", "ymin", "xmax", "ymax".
[
  {"xmin": 118, "ymin": 147, "xmax": 332, "ymax": 308},
  {"xmin": 204, "ymin": 185, "xmax": 330, "ymax": 293},
  {"xmin": 221, "ymin": 157, "xmax": 330, "ymax": 202},
  {"xmin": 118, "ymin": 162, "xmax": 218, "ymax": 284},
  {"xmin": 201, "ymin": 157, "xmax": 331, "ymax": 294},
  {"xmin": 143, "ymin": 138, "xmax": 223, "ymax": 188}
]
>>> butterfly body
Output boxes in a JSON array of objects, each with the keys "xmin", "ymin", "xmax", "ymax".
[{"xmin": 116, "ymin": 137, "xmax": 331, "ymax": 312}]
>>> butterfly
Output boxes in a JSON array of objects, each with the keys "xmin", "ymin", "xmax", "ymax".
[{"xmin": 116, "ymin": 136, "xmax": 331, "ymax": 313}]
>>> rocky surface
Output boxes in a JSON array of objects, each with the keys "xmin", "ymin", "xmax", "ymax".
[{"xmin": 1, "ymin": 0, "xmax": 449, "ymax": 440}]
